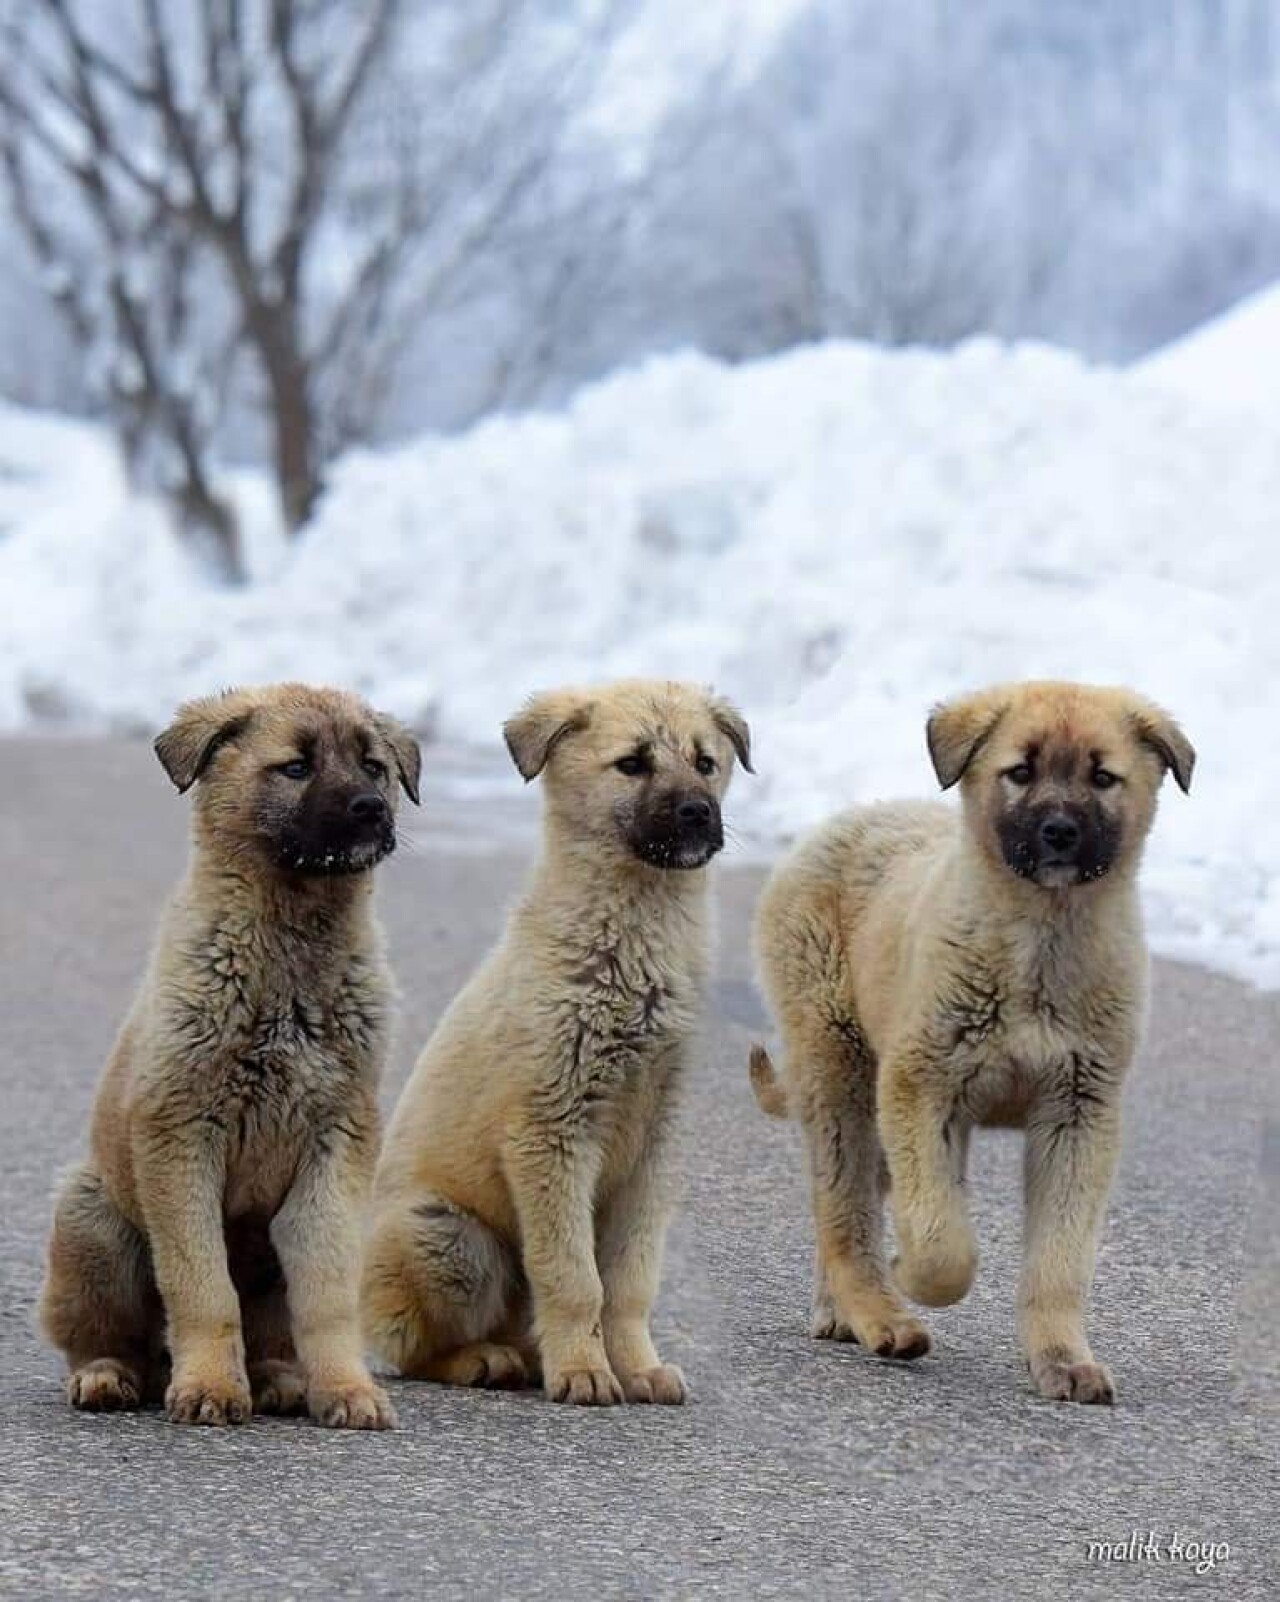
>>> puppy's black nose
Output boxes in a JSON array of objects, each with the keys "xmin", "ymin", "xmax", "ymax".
[
  {"xmin": 677, "ymin": 798, "xmax": 714, "ymax": 830},
  {"xmin": 1039, "ymin": 813, "xmax": 1080, "ymax": 855},
  {"xmin": 349, "ymin": 791, "xmax": 388, "ymax": 822}
]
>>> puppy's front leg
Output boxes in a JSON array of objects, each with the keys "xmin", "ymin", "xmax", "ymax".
[
  {"xmin": 506, "ymin": 1127, "xmax": 622, "ymax": 1406},
  {"xmin": 597, "ymin": 1134, "xmax": 686, "ymax": 1405},
  {"xmin": 133, "ymin": 1121, "xmax": 249, "ymax": 1425},
  {"xmin": 879, "ymin": 1048, "xmax": 978, "ymax": 1308},
  {"xmin": 271, "ymin": 1118, "xmax": 395, "ymax": 1430},
  {"xmin": 1020, "ymin": 1085, "xmax": 1121, "ymax": 1405}
]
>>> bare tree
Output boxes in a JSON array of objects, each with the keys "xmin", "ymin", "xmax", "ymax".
[{"xmin": 0, "ymin": 0, "xmax": 625, "ymax": 578}]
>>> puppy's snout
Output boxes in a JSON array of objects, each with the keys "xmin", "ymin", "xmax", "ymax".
[
  {"xmin": 348, "ymin": 791, "xmax": 388, "ymax": 824},
  {"xmin": 1039, "ymin": 812, "xmax": 1081, "ymax": 857},
  {"xmin": 677, "ymin": 797, "xmax": 714, "ymax": 831}
]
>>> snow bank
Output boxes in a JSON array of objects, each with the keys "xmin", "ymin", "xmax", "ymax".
[
  {"xmin": 1137, "ymin": 280, "xmax": 1280, "ymax": 413},
  {"xmin": 1, "ymin": 339, "xmax": 1277, "ymax": 986}
]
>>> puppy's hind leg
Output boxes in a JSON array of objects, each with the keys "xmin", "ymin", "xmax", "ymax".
[
  {"xmin": 231, "ymin": 1227, "xmax": 308, "ymax": 1417},
  {"xmin": 362, "ymin": 1196, "xmax": 528, "ymax": 1390},
  {"xmin": 40, "ymin": 1165, "xmax": 162, "ymax": 1411},
  {"xmin": 796, "ymin": 1021, "xmax": 932, "ymax": 1361},
  {"xmin": 242, "ymin": 1282, "xmax": 308, "ymax": 1416}
]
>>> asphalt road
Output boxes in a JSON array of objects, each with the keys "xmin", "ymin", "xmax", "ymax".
[{"xmin": 0, "ymin": 739, "xmax": 1275, "ymax": 1600}]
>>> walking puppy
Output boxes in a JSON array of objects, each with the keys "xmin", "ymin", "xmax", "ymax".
[
  {"xmin": 751, "ymin": 681, "xmax": 1193, "ymax": 1404},
  {"xmin": 41, "ymin": 683, "xmax": 420, "ymax": 1428},
  {"xmin": 362, "ymin": 679, "xmax": 751, "ymax": 1405}
]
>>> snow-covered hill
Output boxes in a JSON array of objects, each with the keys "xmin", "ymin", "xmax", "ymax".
[
  {"xmin": 1, "ymin": 337, "xmax": 1275, "ymax": 986},
  {"xmin": 1137, "ymin": 281, "xmax": 1280, "ymax": 414}
]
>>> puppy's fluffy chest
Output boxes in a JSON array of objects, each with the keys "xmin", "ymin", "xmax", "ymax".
[
  {"xmin": 140, "ymin": 893, "xmax": 388, "ymax": 1201},
  {"xmin": 556, "ymin": 920, "xmax": 703, "ymax": 1081},
  {"xmin": 925, "ymin": 922, "xmax": 1140, "ymax": 1123}
]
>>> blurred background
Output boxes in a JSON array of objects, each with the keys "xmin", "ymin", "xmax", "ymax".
[{"xmin": 0, "ymin": 0, "xmax": 1276, "ymax": 983}]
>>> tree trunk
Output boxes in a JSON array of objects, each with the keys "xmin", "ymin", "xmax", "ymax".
[
  {"xmin": 114, "ymin": 400, "xmax": 243, "ymax": 584},
  {"xmin": 249, "ymin": 307, "xmax": 322, "ymax": 534},
  {"xmin": 175, "ymin": 477, "xmax": 243, "ymax": 585}
]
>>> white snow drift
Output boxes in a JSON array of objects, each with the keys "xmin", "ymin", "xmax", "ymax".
[
  {"xmin": 1138, "ymin": 280, "xmax": 1280, "ymax": 416},
  {"xmin": 0, "ymin": 337, "xmax": 1275, "ymax": 986}
]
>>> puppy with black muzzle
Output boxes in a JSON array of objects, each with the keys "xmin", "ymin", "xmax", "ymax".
[
  {"xmin": 750, "ymin": 681, "xmax": 1193, "ymax": 1404},
  {"xmin": 362, "ymin": 678, "xmax": 751, "ymax": 1404},
  {"xmin": 40, "ymin": 683, "xmax": 420, "ymax": 1428}
]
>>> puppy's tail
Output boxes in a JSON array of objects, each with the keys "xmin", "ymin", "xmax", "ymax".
[{"xmin": 749, "ymin": 1044, "xmax": 791, "ymax": 1120}]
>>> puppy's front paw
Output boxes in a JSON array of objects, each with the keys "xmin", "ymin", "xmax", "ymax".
[
  {"xmin": 68, "ymin": 1358, "xmax": 143, "ymax": 1412},
  {"xmin": 620, "ymin": 1363, "xmax": 687, "ymax": 1405},
  {"xmin": 166, "ymin": 1373, "xmax": 251, "ymax": 1426},
  {"xmin": 546, "ymin": 1365, "xmax": 624, "ymax": 1406},
  {"xmin": 309, "ymin": 1380, "xmax": 397, "ymax": 1430},
  {"xmin": 1031, "ymin": 1353, "xmax": 1115, "ymax": 1405}
]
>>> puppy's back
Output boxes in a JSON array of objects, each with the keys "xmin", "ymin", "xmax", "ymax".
[{"xmin": 755, "ymin": 802, "xmax": 950, "ymax": 987}]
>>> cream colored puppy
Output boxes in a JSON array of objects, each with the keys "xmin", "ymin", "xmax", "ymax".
[
  {"xmin": 363, "ymin": 679, "xmax": 751, "ymax": 1405},
  {"xmin": 751, "ymin": 681, "xmax": 1193, "ymax": 1404}
]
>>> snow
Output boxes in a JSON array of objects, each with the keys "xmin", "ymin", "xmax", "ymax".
[
  {"xmin": 1, "ymin": 337, "xmax": 1277, "ymax": 987},
  {"xmin": 1136, "ymin": 281, "xmax": 1280, "ymax": 413}
]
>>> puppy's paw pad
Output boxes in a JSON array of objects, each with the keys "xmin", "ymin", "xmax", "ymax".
[
  {"xmin": 68, "ymin": 1360, "xmax": 142, "ymax": 1412},
  {"xmin": 1034, "ymin": 1358, "xmax": 1115, "ymax": 1405},
  {"xmin": 310, "ymin": 1382, "xmax": 397, "ymax": 1430},
  {"xmin": 547, "ymin": 1366, "xmax": 624, "ymax": 1406},
  {"xmin": 166, "ymin": 1378, "xmax": 251, "ymax": 1426},
  {"xmin": 250, "ymin": 1360, "xmax": 309, "ymax": 1415},
  {"xmin": 621, "ymin": 1364, "xmax": 687, "ymax": 1405}
]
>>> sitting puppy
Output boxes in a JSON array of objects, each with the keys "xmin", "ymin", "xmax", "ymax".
[
  {"xmin": 750, "ymin": 681, "xmax": 1193, "ymax": 1404},
  {"xmin": 362, "ymin": 679, "xmax": 751, "ymax": 1405},
  {"xmin": 40, "ymin": 683, "xmax": 420, "ymax": 1428}
]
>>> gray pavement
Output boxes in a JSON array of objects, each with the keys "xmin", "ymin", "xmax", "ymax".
[{"xmin": 0, "ymin": 738, "xmax": 1275, "ymax": 1600}]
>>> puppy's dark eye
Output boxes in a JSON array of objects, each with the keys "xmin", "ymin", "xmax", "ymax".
[
  {"xmin": 614, "ymin": 754, "xmax": 649, "ymax": 777},
  {"xmin": 695, "ymin": 754, "xmax": 717, "ymax": 776},
  {"xmin": 279, "ymin": 759, "xmax": 311, "ymax": 780},
  {"xmin": 1004, "ymin": 763, "xmax": 1033, "ymax": 786},
  {"xmin": 362, "ymin": 758, "xmax": 387, "ymax": 780},
  {"xmin": 1092, "ymin": 768, "xmax": 1121, "ymax": 790}
]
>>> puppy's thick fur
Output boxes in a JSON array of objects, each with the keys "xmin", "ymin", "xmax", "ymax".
[
  {"xmin": 362, "ymin": 679, "xmax": 750, "ymax": 1405},
  {"xmin": 40, "ymin": 683, "xmax": 420, "ymax": 1428},
  {"xmin": 751, "ymin": 681, "xmax": 1193, "ymax": 1404}
]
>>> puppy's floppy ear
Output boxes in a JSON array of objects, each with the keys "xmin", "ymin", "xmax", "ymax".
[
  {"xmin": 708, "ymin": 694, "xmax": 754, "ymax": 773},
  {"xmin": 926, "ymin": 688, "xmax": 1008, "ymax": 790},
  {"xmin": 154, "ymin": 690, "xmax": 254, "ymax": 794},
  {"xmin": 1128, "ymin": 697, "xmax": 1195, "ymax": 794},
  {"xmin": 503, "ymin": 690, "xmax": 592, "ymax": 782},
  {"xmin": 373, "ymin": 713, "xmax": 422, "ymax": 804}
]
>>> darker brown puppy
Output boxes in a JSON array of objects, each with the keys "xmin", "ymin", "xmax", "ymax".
[{"xmin": 40, "ymin": 683, "xmax": 420, "ymax": 1428}]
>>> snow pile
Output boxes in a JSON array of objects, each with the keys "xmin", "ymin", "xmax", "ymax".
[
  {"xmin": 1, "ymin": 338, "xmax": 1277, "ymax": 986},
  {"xmin": 1137, "ymin": 281, "xmax": 1280, "ymax": 414}
]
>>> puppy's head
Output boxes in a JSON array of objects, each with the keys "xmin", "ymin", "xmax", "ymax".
[
  {"xmin": 504, "ymin": 679, "xmax": 752, "ymax": 870},
  {"xmin": 155, "ymin": 684, "xmax": 421, "ymax": 879},
  {"xmin": 927, "ymin": 680, "xmax": 1193, "ymax": 889}
]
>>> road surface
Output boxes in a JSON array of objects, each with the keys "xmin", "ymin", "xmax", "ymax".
[{"xmin": 0, "ymin": 739, "xmax": 1274, "ymax": 1599}]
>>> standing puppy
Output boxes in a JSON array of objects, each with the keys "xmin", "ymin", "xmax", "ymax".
[
  {"xmin": 41, "ymin": 683, "xmax": 420, "ymax": 1428},
  {"xmin": 363, "ymin": 679, "xmax": 751, "ymax": 1405},
  {"xmin": 751, "ymin": 681, "xmax": 1193, "ymax": 1403}
]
